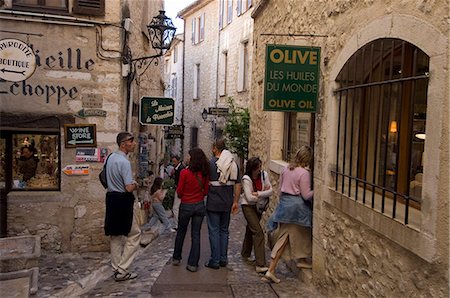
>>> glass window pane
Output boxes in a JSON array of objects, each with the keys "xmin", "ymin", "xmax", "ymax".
[
  {"xmin": 46, "ymin": 0, "xmax": 67, "ymax": 8},
  {"xmin": 12, "ymin": 134, "xmax": 59, "ymax": 190}
]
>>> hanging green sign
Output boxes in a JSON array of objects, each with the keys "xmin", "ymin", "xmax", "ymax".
[
  {"xmin": 139, "ymin": 97, "xmax": 174, "ymax": 125},
  {"xmin": 264, "ymin": 44, "xmax": 320, "ymax": 112}
]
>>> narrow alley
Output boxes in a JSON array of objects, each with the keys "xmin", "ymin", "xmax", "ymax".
[{"xmin": 37, "ymin": 211, "xmax": 322, "ymax": 297}]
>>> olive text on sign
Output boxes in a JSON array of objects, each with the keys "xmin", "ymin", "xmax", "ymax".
[{"xmin": 264, "ymin": 45, "xmax": 321, "ymax": 113}]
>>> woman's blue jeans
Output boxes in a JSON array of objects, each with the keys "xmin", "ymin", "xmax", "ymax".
[{"xmin": 173, "ymin": 201, "xmax": 205, "ymax": 267}]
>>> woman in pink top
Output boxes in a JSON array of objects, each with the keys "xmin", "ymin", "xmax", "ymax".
[
  {"xmin": 264, "ymin": 146, "xmax": 314, "ymax": 284},
  {"xmin": 172, "ymin": 148, "xmax": 209, "ymax": 272}
]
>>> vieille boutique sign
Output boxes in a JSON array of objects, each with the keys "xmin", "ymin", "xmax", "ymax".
[
  {"xmin": 0, "ymin": 44, "xmax": 95, "ymax": 105},
  {"xmin": 264, "ymin": 44, "xmax": 320, "ymax": 113},
  {"xmin": 0, "ymin": 38, "xmax": 37, "ymax": 82}
]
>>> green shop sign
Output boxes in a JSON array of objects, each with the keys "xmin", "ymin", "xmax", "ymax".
[
  {"xmin": 264, "ymin": 44, "xmax": 320, "ymax": 112},
  {"xmin": 140, "ymin": 97, "xmax": 174, "ymax": 125}
]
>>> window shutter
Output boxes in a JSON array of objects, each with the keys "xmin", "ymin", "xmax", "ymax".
[
  {"xmin": 192, "ymin": 18, "xmax": 196, "ymax": 44},
  {"xmin": 200, "ymin": 14, "xmax": 205, "ymax": 41},
  {"xmin": 73, "ymin": 0, "xmax": 105, "ymax": 16},
  {"xmin": 237, "ymin": 43, "xmax": 245, "ymax": 92},
  {"xmin": 219, "ymin": 0, "xmax": 224, "ymax": 29}
]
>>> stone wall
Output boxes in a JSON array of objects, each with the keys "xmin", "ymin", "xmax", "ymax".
[
  {"xmin": 181, "ymin": 0, "xmax": 219, "ymax": 154},
  {"xmin": 250, "ymin": 0, "xmax": 449, "ymax": 295},
  {"xmin": 1, "ymin": 0, "xmax": 164, "ymax": 253}
]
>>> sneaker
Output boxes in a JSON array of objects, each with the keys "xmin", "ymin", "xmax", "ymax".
[
  {"xmin": 241, "ymin": 255, "xmax": 255, "ymax": 263},
  {"xmin": 172, "ymin": 258, "xmax": 181, "ymax": 266},
  {"xmin": 219, "ymin": 261, "xmax": 227, "ymax": 267},
  {"xmin": 264, "ymin": 271, "xmax": 280, "ymax": 283},
  {"xmin": 297, "ymin": 260, "xmax": 312, "ymax": 269},
  {"xmin": 204, "ymin": 261, "xmax": 220, "ymax": 270},
  {"xmin": 186, "ymin": 265, "xmax": 198, "ymax": 272},
  {"xmin": 114, "ymin": 272, "xmax": 137, "ymax": 282},
  {"xmin": 255, "ymin": 266, "xmax": 269, "ymax": 273}
]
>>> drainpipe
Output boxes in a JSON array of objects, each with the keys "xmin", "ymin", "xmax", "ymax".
[{"xmin": 181, "ymin": 23, "xmax": 186, "ymax": 156}]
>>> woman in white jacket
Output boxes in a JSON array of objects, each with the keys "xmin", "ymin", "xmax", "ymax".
[{"xmin": 240, "ymin": 157, "xmax": 273, "ymax": 273}]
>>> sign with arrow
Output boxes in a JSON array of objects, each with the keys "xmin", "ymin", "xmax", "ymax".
[
  {"xmin": 62, "ymin": 164, "xmax": 90, "ymax": 176},
  {"xmin": 0, "ymin": 38, "xmax": 37, "ymax": 82},
  {"xmin": 64, "ymin": 124, "xmax": 97, "ymax": 148}
]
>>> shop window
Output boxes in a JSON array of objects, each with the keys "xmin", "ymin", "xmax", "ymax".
[
  {"xmin": 282, "ymin": 113, "xmax": 313, "ymax": 161},
  {"xmin": 333, "ymin": 38, "xmax": 429, "ymax": 225},
  {"xmin": 0, "ymin": 132, "xmax": 60, "ymax": 191}
]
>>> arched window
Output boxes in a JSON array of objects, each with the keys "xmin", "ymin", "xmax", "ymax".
[{"xmin": 333, "ymin": 38, "xmax": 429, "ymax": 225}]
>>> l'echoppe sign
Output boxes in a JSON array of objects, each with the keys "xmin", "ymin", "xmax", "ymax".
[
  {"xmin": 140, "ymin": 97, "xmax": 174, "ymax": 125},
  {"xmin": 264, "ymin": 44, "xmax": 320, "ymax": 113}
]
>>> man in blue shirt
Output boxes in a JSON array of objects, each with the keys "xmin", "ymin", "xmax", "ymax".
[
  {"xmin": 104, "ymin": 132, "xmax": 140, "ymax": 282},
  {"xmin": 205, "ymin": 138, "xmax": 241, "ymax": 269}
]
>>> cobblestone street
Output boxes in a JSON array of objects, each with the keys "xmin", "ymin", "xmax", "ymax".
[{"xmin": 37, "ymin": 211, "xmax": 323, "ymax": 297}]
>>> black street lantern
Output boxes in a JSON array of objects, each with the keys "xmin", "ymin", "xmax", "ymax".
[
  {"xmin": 148, "ymin": 10, "xmax": 177, "ymax": 52},
  {"xmin": 201, "ymin": 108, "xmax": 209, "ymax": 121},
  {"xmin": 131, "ymin": 10, "xmax": 176, "ymax": 71}
]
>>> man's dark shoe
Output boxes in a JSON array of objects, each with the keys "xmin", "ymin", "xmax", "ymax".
[
  {"xmin": 204, "ymin": 261, "xmax": 220, "ymax": 269},
  {"xmin": 219, "ymin": 261, "xmax": 227, "ymax": 267}
]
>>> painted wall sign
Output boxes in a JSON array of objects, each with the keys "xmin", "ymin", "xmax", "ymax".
[
  {"xmin": 82, "ymin": 93, "xmax": 103, "ymax": 108},
  {"xmin": 0, "ymin": 38, "xmax": 37, "ymax": 82},
  {"xmin": 264, "ymin": 44, "xmax": 320, "ymax": 112},
  {"xmin": 0, "ymin": 46, "xmax": 95, "ymax": 105},
  {"xmin": 64, "ymin": 124, "xmax": 97, "ymax": 148},
  {"xmin": 139, "ymin": 97, "xmax": 174, "ymax": 125},
  {"xmin": 76, "ymin": 109, "xmax": 107, "ymax": 118},
  {"xmin": 62, "ymin": 164, "xmax": 90, "ymax": 176},
  {"xmin": 165, "ymin": 125, "xmax": 184, "ymax": 139},
  {"xmin": 209, "ymin": 107, "xmax": 229, "ymax": 116}
]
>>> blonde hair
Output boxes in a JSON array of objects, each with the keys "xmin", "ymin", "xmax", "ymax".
[{"xmin": 288, "ymin": 145, "xmax": 312, "ymax": 170}]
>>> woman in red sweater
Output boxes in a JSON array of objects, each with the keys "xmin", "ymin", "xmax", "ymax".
[{"xmin": 172, "ymin": 148, "xmax": 209, "ymax": 272}]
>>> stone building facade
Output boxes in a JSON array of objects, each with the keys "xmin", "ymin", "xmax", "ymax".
[
  {"xmin": 178, "ymin": 0, "xmax": 254, "ymax": 155},
  {"xmin": 163, "ymin": 33, "xmax": 184, "ymax": 157},
  {"xmin": 250, "ymin": 0, "xmax": 448, "ymax": 296},
  {"xmin": 0, "ymin": 0, "xmax": 166, "ymax": 253}
]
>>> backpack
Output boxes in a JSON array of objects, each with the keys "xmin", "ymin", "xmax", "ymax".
[{"xmin": 99, "ymin": 154, "xmax": 112, "ymax": 189}]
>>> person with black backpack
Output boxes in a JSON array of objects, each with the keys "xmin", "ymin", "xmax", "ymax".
[{"xmin": 103, "ymin": 132, "xmax": 140, "ymax": 282}]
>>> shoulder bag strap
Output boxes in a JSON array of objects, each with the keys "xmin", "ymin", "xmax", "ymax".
[{"xmin": 194, "ymin": 173, "xmax": 204, "ymax": 193}]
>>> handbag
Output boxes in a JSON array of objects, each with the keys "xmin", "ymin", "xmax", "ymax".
[
  {"xmin": 253, "ymin": 172, "xmax": 271, "ymax": 213},
  {"xmin": 99, "ymin": 154, "xmax": 112, "ymax": 189}
]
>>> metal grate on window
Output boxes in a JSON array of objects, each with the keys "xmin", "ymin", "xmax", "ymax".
[{"xmin": 332, "ymin": 38, "xmax": 429, "ymax": 225}]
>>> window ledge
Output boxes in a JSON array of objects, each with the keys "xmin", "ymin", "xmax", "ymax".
[
  {"xmin": 269, "ymin": 159, "xmax": 288, "ymax": 175},
  {"xmin": 7, "ymin": 191, "xmax": 66, "ymax": 203},
  {"xmin": 324, "ymin": 187, "xmax": 435, "ymax": 262}
]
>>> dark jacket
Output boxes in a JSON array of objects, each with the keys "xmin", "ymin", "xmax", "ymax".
[{"xmin": 104, "ymin": 192, "xmax": 135, "ymax": 236}]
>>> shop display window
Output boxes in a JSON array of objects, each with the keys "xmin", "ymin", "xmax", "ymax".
[{"xmin": 0, "ymin": 132, "xmax": 60, "ymax": 191}]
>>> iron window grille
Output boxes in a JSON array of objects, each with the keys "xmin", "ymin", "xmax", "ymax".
[{"xmin": 332, "ymin": 38, "xmax": 429, "ymax": 225}]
